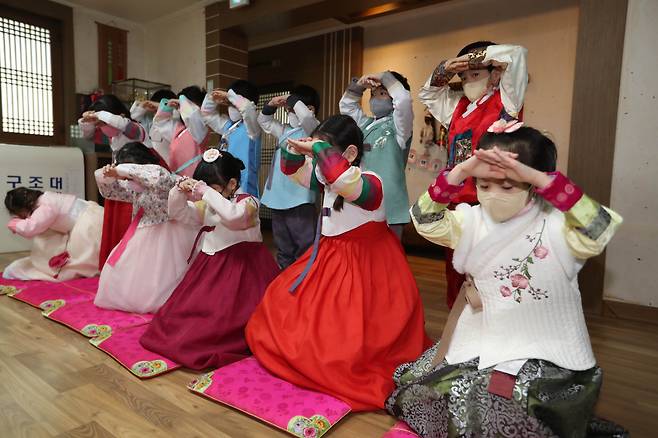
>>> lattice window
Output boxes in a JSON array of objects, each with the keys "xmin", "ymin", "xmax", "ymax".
[
  {"xmin": 0, "ymin": 16, "xmax": 54, "ymax": 137},
  {"xmin": 257, "ymin": 91, "xmax": 289, "ymax": 220}
]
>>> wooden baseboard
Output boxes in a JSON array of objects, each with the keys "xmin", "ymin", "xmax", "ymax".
[{"xmin": 603, "ymin": 299, "xmax": 658, "ymax": 325}]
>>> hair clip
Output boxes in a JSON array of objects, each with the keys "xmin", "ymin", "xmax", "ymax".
[
  {"xmin": 487, "ymin": 119, "xmax": 524, "ymax": 134},
  {"xmin": 203, "ymin": 148, "xmax": 222, "ymax": 163}
]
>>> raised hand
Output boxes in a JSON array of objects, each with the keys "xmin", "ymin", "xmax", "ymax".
[
  {"xmin": 444, "ymin": 54, "xmax": 470, "ymax": 74},
  {"xmin": 102, "ymin": 164, "xmax": 120, "ymax": 179},
  {"xmin": 142, "ymin": 100, "xmax": 159, "ymax": 113},
  {"xmin": 484, "ymin": 147, "xmax": 552, "ymax": 188},
  {"xmin": 167, "ymin": 99, "xmax": 180, "ymax": 109},
  {"xmin": 269, "ymin": 95, "xmax": 289, "ymax": 107},
  {"xmin": 287, "ymin": 137, "xmax": 315, "ymax": 157},
  {"xmin": 81, "ymin": 111, "xmax": 99, "ymax": 123},
  {"xmin": 177, "ymin": 177, "xmax": 197, "ymax": 192},
  {"xmin": 211, "ymin": 89, "xmax": 229, "ymax": 105},
  {"xmin": 447, "ymin": 153, "xmax": 506, "ymax": 185}
]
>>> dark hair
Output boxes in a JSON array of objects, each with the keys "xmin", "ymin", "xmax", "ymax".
[
  {"xmin": 5, "ymin": 187, "xmax": 43, "ymax": 217},
  {"xmin": 150, "ymin": 88, "xmax": 177, "ymax": 102},
  {"xmin": 115, "ymin": 142, "xmax": 161, "ymax": 165},
  {"xmin": 88, "ymin": 94, "xmax": 130, "ymax": 116},
  {"xmin": 178, "ymin": 85, "xmax": 206, "ymax": 107},
  {"xmin": 457, "ymin": 40, "xmax": 496, "ymax": 73},
  {"xmin": 193, "ymin": 150, "xmax": 245, "ymax": 188},
  {"xmin": 390, "ymin": 71, "xmax": 410, "ymax": 91},
  {"xmin": 228, "ymin": 80, "xmax": 259, "ymax": 104},
  {"xmin": 311, "ymin": 114, "xmax": 364, "ymax": 211},
  {"xmin": 290, "ymin": 84, "xmax": 320, "ymax": 110},
  {"xmin": 478, "ymin": 127, "xmax": 557, "ymax": 173}
]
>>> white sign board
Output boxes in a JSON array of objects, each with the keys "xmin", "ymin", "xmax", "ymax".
[{"xmin": 0, "ymin": 144, "xmax": 85, "ymax": 253}]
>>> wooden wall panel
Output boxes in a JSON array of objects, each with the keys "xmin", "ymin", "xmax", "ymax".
[{"xmin": 569, "ymin": 0, "xmax": 628, "ymax": 313}]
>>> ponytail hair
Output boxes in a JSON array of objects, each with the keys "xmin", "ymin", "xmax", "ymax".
[{"xmin": 311, "ymin": 114, "xmax": 364, "ymax": 211}]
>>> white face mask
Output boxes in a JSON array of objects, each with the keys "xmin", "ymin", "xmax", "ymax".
[
  {"xmin": 477, "ymin": 188, "xmax": 531, "ymax": 223},
  {"xmin": 228, "ymin": 106, "xmax": 242, "ymax": 122},
  {"xmin": 288, "ymin": 112, "xmax": 300, "ymax": 128},
  {"xmin": 462, "ymin": 76, "xmax": 490, "ymax": 103}
]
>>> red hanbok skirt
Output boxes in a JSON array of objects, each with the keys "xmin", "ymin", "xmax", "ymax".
[
  {"xmin": 98, "ymin": 200, "xmax": 132, "ymax": 269},
  {"xmin": 246, "ymin": 221, "xmax": 431, "ymax": 411}
]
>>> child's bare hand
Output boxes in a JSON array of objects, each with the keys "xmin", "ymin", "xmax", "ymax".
[
  {"xmin": 102, "ymin": 165, "xmax": 119, "ymax": 179},
  {"xmin": 177, "ymin": 177, "xmax": 197, "ymax": 192},
  {"xmin": 450, "ymin": 154, "xmax": 505, "ymax": 184},
  {"xmin": 482, "ymin": 147, "xmax": 552, "ymax": 188},
  {"xmin": 167, "ymin": 99, "xmax": 180, "ymax": 109},
  {"xmin": 444, "ymin": 55, "xmax": 470, "ymax": 74},
  {"xmin": 287, "ymin": 137, "xmax": 314, "ymax": 156},
  {"xmin": 211, "ymin": 89, "xmax": 229, "ymax": 104},
  {"xmin": 269, "ymin": 95, "xmax": 289, "ymax": 107},
  {"xmin": 142, "ymin": 101, "xmax": 159, "ymax": 112},
  {"xmin": 82, "ymin": 111, "xmax": 99, "ymax": 123}
]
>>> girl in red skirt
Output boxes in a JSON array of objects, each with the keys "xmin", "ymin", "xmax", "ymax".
[
  {"xmin": 140, "ymin": 149, "xmax": 279, "ymax": 370},
  {"xmin": 246, "ymin": 115, "xmax": 430, "ymax": 411}
]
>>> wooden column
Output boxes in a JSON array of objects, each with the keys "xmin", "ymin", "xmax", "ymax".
[
  {"xmin": 568, "ymin": 0, "xmax": 628, "ymax": 313},
  {"xmin": 205, "ymin": 4, "xmax": 248, "ymax": 91}
]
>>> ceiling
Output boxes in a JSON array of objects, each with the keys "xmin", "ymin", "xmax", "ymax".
[{"xmin": 54, "ymin": 0, "xmax": 213, "ymax": 23}]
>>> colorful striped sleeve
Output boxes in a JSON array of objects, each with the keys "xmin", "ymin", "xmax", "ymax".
[
  {"xmin": 312, "ymin": 140, "xmax": 383, "ymax": 211},
  {"xmin": 535, "ymin": 172, "xmax": 623, "ymax": 259},
  {"xmin": 280, "ymin": 146, "xmax": 322, "ymax": 192}
]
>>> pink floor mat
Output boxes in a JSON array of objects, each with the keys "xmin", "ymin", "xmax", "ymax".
[
  {"xmin": 90, "ymin": 324, "xmax": 180, "ymax": 378},
  {"xmin": 5, "ymin": 277, "xmax": 97, "ymax": 308},
  {"xmin": 44, "ymin": 299, "xmax": 152, "ymax": 338},
  {"xmin": 187, "ymin": 356, "xmax": 351, "ymax": 437}
]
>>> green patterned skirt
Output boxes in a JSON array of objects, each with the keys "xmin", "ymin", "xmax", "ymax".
[{"xmin": 385, "ymin": 344, "xmax": 627, "ymax": 438}]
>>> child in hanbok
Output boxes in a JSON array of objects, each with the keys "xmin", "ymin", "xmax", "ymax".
[
  {"xmin": 340, "ymin": 71, "xmax": 413, "ymax": 239},
  {"xmin": 386, "ymin": 126, "xmax": 626, "ymax": 437},
  {"xmin": 246, "ymin": 115, "xmax": 430, "ymax": 411},
  {"xmin": 258, "ymin": 85, "xmax": 320, "ymax": 268},
  {"xmin": 420, "ymin": 41, "xmax": 528, "ymax": 307},
  {"xmin": 129, "ymin": 88, "xmax": 177, "ymax": 152},
  {"xmin": 79, "ymin": 94, "xmax": 149, "ymax": 268},
  {"xmin": 201, "ymin": 80, "xmax": 262, "ymax": 196},
  {"xmin": 141, "ymin": 149, "xmax": 279, "ymax": 370},
  {"xmin": 93, "ymin": 142, "xmax": 196, "ymax": 314},
  {"xmin": 157, "ymin": 86, "xmax": 210, "ymax": 177},
  {"xmin": 4, "ymin": 188, "xmax": 103, "ymax": 281}
]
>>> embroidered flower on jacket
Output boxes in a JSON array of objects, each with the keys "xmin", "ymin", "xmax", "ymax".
[
  {"xmin": 533, "ymin": 245, "xmax": 549, "ymax": 259},
  {"xmin": 494, "ymin": 220, "xmax": 550, "ymax": 303},
  {"xmin": 510, "ymin": 274, "xmax": 529, "ymax": 289}
]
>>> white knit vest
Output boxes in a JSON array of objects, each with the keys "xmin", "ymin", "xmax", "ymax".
[{"xmin": 446, "ymin": 200, "xmax": 596, "ymax": 371}]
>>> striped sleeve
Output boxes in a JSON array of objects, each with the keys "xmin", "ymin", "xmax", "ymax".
[
  {"xmin": 312, "ymin": 140, "xmax": 383, "ymax": 211},
  {"xmin": 535, "ymin": 172, "xmax": 623, "ymax": 259}
]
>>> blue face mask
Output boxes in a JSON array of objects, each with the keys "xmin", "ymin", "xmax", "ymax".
[{"xmin": 369, "ymin": 97, "xmax": 393, "ymax": 118}]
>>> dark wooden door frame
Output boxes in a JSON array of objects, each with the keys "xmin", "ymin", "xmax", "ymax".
[{"xmin": 568, "ymin": 0, "xmax": 628, "ymax": 314}]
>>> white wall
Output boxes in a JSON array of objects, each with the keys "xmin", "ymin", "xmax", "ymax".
[
  {"xmin": 144, "ymin": 6, "xmax": 206, "ymax": 93},
  {"xmin": 72, "ymin": 7, "xmax": 146, "ymax": 93},
  {"xmin": 604, "ymin": 0, "xmax": 658, "ymax": 308},
  {"xmin": 361, "ymin": 0, "xmax": 579, "ymax": 172},
  {"xmin": 71, "ymin": 4, "xmax": 205, "ymax": 95}
]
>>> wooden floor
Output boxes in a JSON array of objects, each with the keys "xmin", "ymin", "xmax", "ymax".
[{"xmin": 1, "ymin": 248, "xmax": 657, "ymax": 438}]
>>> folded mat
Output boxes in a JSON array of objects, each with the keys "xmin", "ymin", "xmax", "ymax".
[
  {"xmin": 187, "ymin": 356, "xmax": 351, "ymax": 437},
  {"xmin": 90, "ymin": 323, "xmax": 180, "ymax": 378}
]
